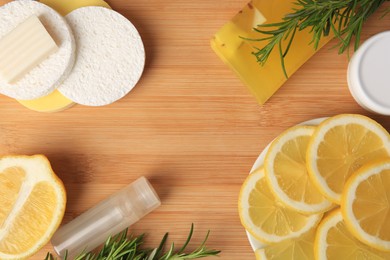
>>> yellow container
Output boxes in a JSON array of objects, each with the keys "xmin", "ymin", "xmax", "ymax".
[{"xmin": 211, "ymin": 0, "xmax": 332, "ymax": 104}]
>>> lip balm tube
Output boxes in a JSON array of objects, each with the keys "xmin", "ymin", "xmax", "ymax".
[{"xmin": 51, "ymin": 177, "xmax": 161, "ymax": 259}]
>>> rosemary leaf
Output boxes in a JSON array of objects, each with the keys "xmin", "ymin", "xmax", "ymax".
[
  {"xmin": 45, "ymin": 225, "xmax": 220, "ymax": 260},
  {"xmin": 248, "ymin": 0, "xmax": 389, "ymax": 78}
]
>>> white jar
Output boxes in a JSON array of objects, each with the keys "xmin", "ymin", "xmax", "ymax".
[{"xmin": 347, "ymin": 31, "xmax": 390, "ymax": 115}]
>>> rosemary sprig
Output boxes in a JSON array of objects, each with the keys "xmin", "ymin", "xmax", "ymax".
[
  {"xmin": 44, "ymin": 224, "xmax": 220, "ymax": 260},
  {"xmin": 249, "ymin": 0, "xmax": 389, "ymax": 78}
]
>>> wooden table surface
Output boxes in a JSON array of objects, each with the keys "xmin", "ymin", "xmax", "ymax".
[{"xmin": 1, "ymin": 0, "xmax": 390, "ymax": 259}]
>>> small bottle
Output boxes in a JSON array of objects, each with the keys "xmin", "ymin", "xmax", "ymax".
[
  {"xmin": 51, "ymin": 177, "xmax": 161, "ymax": 259},
  {"xmin": 348, "ymin": 31, "xmax": 390, "ymax": 115}
]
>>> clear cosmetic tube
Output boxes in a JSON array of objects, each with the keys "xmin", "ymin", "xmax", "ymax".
[{"xmin": 51, "ymin": 177, "xmax": 161, "ymax": 259}]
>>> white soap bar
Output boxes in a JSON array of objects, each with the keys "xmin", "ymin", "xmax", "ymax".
[
  {"xmin": 0, "ymin": 0, "xmax": 75, "ymax": 100},
  {"xmin": 59, "ymin": 6, "xmax": 145, "ymax": 106},
  {"xmin": 0, "ymin": 15, "xmax": 58, "ymax": 84}
]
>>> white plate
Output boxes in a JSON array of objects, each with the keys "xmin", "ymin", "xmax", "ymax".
[{"xmin": 246, "ymin": 117, "xmax": 327, "ymax": 251}]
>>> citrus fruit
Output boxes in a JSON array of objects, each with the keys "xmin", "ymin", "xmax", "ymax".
[
  {"xmin": 315, "ymin": 209, "xmax": 390, "ymax": 259},
  {"xmin": 238, "ymin": 167, "xmax": 322, "ymax": 244},
  {"xmin": 255, "ymin": 228, "xmax": 316, "ymax": 260},
  {"xmin": 264, "ymin": 125, "xmax": 333, "ymax": 214},
  {"xmin": 307, "ymin": 114, "xmax": 390, "ymax": 204},
  {"xmin": 0, "ymin": 155, "xmax": 66, "ymax": 259},
  {"xmin": 341, "ymin": 160, "xmax": 390, "ymax": 252}
]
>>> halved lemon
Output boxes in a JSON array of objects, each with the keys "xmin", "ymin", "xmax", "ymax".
[
  {"xmin": 307, "ymin": 114, "xmax": 390, "ymax": 204},
  {"xmin": 255, "ymin": 228, "xmax": 316, "ymax": 260},
  {"xmin": 238, "ymin": 167, "xmax": 322, "ymax": 244},
  {"xmin": 0, "ymin": 155, "xmax": 66, "ymax": 259},
  {"xmin": 341, "ymin": 160, "xmax": 390, "ymax": 252},
  {"xmin": 264, "ymin": 125, "xmax": 333, "ymax": 214},
  {"xmin": 315, "ymin": 209, "xmax": 390, "ymax": 259}
]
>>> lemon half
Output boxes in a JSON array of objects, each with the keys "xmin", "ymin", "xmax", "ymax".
[{"xmin": 0, "ymin": 155, "xmax": 66, "ymax": 259}]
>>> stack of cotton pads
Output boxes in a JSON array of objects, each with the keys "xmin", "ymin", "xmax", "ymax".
[
  {"xmin": 0, "ymin": 0, "xmax": 75, "ymax": 100},
  {"xmin": 0, "ymin": 0, "xmax": 145, "ymax": 110}
]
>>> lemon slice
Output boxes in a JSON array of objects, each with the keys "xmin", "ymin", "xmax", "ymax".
[
  {"xmin": 315, "ymin": 209, "xmax": 390, "ymax": 259},
  {"xmin": 341, "ymin": 160, "xmax": 390, "ymax": 252},
  {"xmin": 0, "ymin": 155, "xmax": 66, "ymax": 259},
  {"xmin": 264, "ymin": 125, "xmax": 333, "ymax": 214},
  {"xmin": 238, "ymin": 167, "xmax": 322, "ymax": 244},
  {"xmin": 307, "ymin": 114, "xmax": 390, "ymax": 204},
  {"xmin": 255, "ymin": 228, "xmax": 316, "ymax": 260}
]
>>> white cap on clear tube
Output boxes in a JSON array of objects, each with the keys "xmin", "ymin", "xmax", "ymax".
[{"xmin": 51, "ymin": 177, "xmax": 161, "ymax": 259}]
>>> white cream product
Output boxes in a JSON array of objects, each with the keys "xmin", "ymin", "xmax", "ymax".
[
  {"xmin": 58, "ymin": 6, "xmax": 145, "ymax": 106},
  {"xmin": 51, "ymin": 177, "xmax": 161, "ymax": 259},
  {"xmin": 348, "ymin": 31, "xmax": 390, "ymax": 115},
  {"xmin": 0, "ymin": 0, "xmax": 75, "ymax": 100}
]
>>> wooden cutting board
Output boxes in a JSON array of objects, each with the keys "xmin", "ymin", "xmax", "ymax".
[{"xmin": 0, "ymin": 0, "xmax": 389, "ymax": 259}]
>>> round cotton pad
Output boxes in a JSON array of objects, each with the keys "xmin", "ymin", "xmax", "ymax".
[
  {"xmin": 0, "ymin": 0, "xmax": 75, "ymax": 100},
  {"xmin": 16, "ymin": 0, "xmax": 112, "ymax": 113},
  {"xmin": 59, "ymin": 6, "xmax": 145, "ymax": 106}
]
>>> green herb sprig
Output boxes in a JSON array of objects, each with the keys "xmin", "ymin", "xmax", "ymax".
[
  {"xmin": 44, "ymin": 224, "xmax": 220, "ymax": 260},
  {"xmin": 249, "ymin": 0, "xmax": 389, "ymax": 78}
]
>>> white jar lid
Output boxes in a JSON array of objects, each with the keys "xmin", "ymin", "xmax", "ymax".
[{"xmin": 348, "ymin": 31, "xmax": 390, "ymax": 115}]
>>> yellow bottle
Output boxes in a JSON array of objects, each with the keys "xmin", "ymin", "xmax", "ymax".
[{"xmin": 211, "ymin": 0, "xmax": 332, "ymax": 104}]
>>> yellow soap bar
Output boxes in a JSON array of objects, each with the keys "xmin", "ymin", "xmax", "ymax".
[
  {"xmin": 0, "ymin": 15, "xmax": 58, "ymax": 83},
  {"xmin": 211, "ymin": 0, "xmax": 332, "ymax": 104}
]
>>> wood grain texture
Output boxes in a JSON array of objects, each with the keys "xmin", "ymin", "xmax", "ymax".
[{"xmin": 0, "ymin": 0, "xmax": 390, "ymax": 259}]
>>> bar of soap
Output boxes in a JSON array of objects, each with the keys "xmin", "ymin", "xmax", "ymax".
[
  {"xmin": 211, "ymin": 0, "xmax": 332, "ymax": 104},
  {"xmin": 0, "ymin": 0, "xmax": 75, "ymax": 100},
  {"xmin": 0, "ymin": 15, "xmax": 59, "ymax": 84}
]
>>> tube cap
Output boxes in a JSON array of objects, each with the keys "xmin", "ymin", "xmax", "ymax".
[
  {"xmin": 348, "ymin": 31, "xmax": 390, "ymax": 115},
  {"xmin": 126, "ymin": 177, "xmax": 161, "ymax": 218}
]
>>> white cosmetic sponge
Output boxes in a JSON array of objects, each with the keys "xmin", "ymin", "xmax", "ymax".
[
  {"xmin": 59, "ymin": 6, "xmax": 145, "ymax": 106},
  {"xmin": 0, "ymin": 0, "xmax": 75, "ymax": 100}
]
